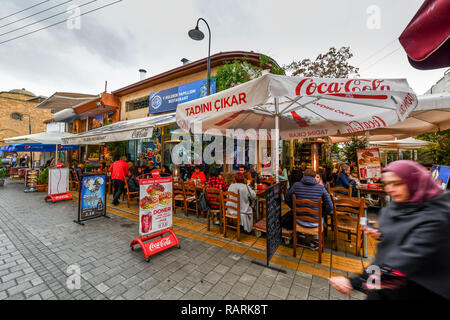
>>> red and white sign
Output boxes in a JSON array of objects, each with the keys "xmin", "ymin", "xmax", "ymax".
[
  {"xmin": 138, "ymin": 176, "xmax": 173, "ymax": 237},
  {"xmin": 357, "ymin": 148, "xmax": 382, "ymax": 180}
]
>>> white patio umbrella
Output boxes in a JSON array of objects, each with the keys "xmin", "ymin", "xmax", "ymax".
[
  {"xmin": 4, "ymin": 132, "xmax": 77, "ymax": 164},
  {"xmin": 176, "ymin": 74, "xmax": 418, "ymax": 181},
  {"xmin": 334, "ymin": 92, "xmax": 450, "ymax": 140}
]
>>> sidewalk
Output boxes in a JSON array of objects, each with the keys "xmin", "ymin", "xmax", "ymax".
[{"xmin": 0, "ymin": 179, "xmax": 368, "ymax": 300}]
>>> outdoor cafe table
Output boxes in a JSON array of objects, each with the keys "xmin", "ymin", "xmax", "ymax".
[{"xmin": 356, "ymin": 185, "xmax": 389, "ymax": 208}]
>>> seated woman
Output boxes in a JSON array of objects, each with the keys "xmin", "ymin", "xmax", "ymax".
[
  {"xmin": 335, "ymin": 165, "xmax": 358, "ymax": 197},
  {"xmin": 127, "ymin": 167, "xmax": 140, "ymax": 193},
  {"xmin": 190, "ymin": 165, "xmax": 206, "ymax": 185},
  {"xmin": 226, "ymin": 172, "xmax": 257, "ymax": 233}
]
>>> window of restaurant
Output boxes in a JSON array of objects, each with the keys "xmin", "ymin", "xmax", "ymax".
[{"xmin": 126, "ymin": 97, "xmax": 149, "ymax": 112}]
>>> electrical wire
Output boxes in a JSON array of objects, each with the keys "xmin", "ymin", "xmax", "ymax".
[
  {"xmin": 0, "ymin": 0, "xmax": 73, "ymax": 29},
  {"xmin": 0, "ymin": 0, "xmax": 98, "ymax": 38},
  {"xmin": 0, "ymin": 0, "xmax": 122, "ymax": 45},
  {"xmin": 355, "ymin": 39, "xmax": 398, "ymax": 67},
  {"xmin": 362, "ymin": 46, "xmax": 402, "ymax": 71},
  {"xmin": 0, "ymin": 0, "xmax": 50, "ymax": 21}
]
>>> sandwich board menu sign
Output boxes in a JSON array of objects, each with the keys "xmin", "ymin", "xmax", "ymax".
[
  {"xmin": 130, "ymin": 174, "xmax": 180, "ymax": 262},
  {"xmin": 356, "ymin": 148, "xmax": 382, "ymax": 180},
  {"xmin": 44, "ymin": 167, "xmax": 72, "ymax": 202},
  {"xmin": 265, "ymin": 183, "xmax": 283, "ymax": 266},
  {"xmin": 24, "ymin": 168, "xmax": 39, "ymax": 192},
  {"xmin": 74, "ymin": 174, "xmax": 107, "ymax": 225},
  {"xmin": 139, "ymin": 176, "xmax": 173, "ymax": 236}
]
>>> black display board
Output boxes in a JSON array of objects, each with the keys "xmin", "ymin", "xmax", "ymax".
[
  {"xmin": 75, "ymin": 174, "xmax": 108, "ymax": 225},
  {"xmin": 265, "ymin": 183, "xmax": 283, "ymax": 266}
]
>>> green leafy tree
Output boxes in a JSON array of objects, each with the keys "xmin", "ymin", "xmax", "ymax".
[
  {"xmin": 216, "ymin": 54, "xmax": 285, "ymax": 92},
  {"xmin": 284, "ymin": 46, "xmax": 359, "ymax": 78},
  {"xmin": 106, "ymin": 141, "xmax": 127, "ymax": 161},
  {"xmin": 416, "ymin": 129, "xmax": 450, "ymax": 165},
  {"xmin": 342, "ymin": 137, "xmax": 368, "ymax": 164}
]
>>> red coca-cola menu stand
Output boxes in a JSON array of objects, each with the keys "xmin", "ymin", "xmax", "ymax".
[
  {"xmin": 130, "ymin": 229, "xmax": 180, "ymax": 262},
  {"xmin": 130, "ymin": 173, "xmax": 180, "ymax": 262},
  {"xmin": 44, "ymin": 165, "xmax": 73, "ymax": 203}
]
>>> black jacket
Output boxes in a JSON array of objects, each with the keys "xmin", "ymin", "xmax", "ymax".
[
  {"xmin": 127, "ymin": 176, "xmax": 140, "ymax": 193},
  {"xmin": 361, "ymin": 191, "xmax": 450, "ymax": 299}
]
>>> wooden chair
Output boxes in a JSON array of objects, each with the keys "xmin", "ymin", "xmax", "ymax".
[
  {"xmin": 205, "ymin": 187, "xmax": 223, "ymax": 232},
  {"xmin": 69, "ymin": 170, "xmax": 80, "ymax": 191},
  {"xmin": 222, "ymin": 190, "xmax": 241, "ymax": 241},
  {"xmin": 327, "ymin": 182, "xmax": 353, "ymax": 200},
  {"xmin": 184, "ymin": 182, "xmax": 199, "ymax": 217},
  {"xmin": 122, "ymin": 176, "xmax": 139, "ymax": 208},
  {"xmin": 173, "ymin": 181, "xmax": 186, "ymax": 215},
  {"xmin": 332, "ymin": 197, "xmax": 365, "ymax": 256},
  {"xmin": 292, "ymin": 195, "xmax": 324, "ymax": 263}
]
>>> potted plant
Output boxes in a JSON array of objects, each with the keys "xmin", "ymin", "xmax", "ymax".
[
  {"xmin": 0, "ymin": 165, "xmax": 8, "ymax": 186},
  {"xmin": 37, "ymin": 167, "xmax": 49, "ymax": 192}
]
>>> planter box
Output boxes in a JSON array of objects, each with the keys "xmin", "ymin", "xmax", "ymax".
[
  {"xmin": 36, "ymin": 184, "xmax": 47, "ymax": 192},
  {"xmin": 0, "ymin": 179, "xmax": 4, "ymax": 187}
]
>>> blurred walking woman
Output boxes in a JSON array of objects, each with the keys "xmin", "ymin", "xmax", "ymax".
[{"xmin": 329, "ymin": 160, "xmax": 450, "ymax": 300}]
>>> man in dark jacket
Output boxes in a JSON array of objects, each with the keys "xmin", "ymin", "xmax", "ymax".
[
  {"xmin": 285, "ymin": 169, "xmax": 333, "ymax": 248},
  {"xmin": 335, "ymin": 165, "xmax": 358, "ymax": 197}
]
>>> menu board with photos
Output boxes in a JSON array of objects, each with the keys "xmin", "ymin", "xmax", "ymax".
[
  {"xmin": 25, "ymin": 169, "xmax": 39, "ymax": 188},
  {"xmin": 139, "ymin": 176, "xmax": 173, "ymax": 236},
  {"xmin": 357, "ymin": 148, "xmax": 382, "ymax": 180}
]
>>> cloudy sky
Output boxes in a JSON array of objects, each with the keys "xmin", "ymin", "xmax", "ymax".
[{"xmin": 0, "ymin": 0, "xmax": 446, "ymax": 97}]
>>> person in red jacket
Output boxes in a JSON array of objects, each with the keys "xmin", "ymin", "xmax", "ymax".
[
  {"xmin": 109, "ymin": 155, "xmax": 129, "ymax": 206},
  {"xmin": 190, "ymin": 165, "xmax": 206, "ymax": 185}
]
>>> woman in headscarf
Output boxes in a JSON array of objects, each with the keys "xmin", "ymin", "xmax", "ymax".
[{"xmin": 329, "ymin": 160, "xmax": 450, "ymax": 300}]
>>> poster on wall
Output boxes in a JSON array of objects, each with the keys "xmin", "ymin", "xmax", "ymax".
[
  {"xmin": 89, "ymin": 114, "xmax": 103, "ymax": 130},
  {"xmin": 431, "ymin": 165, "xmax": 450, "ymax": 190},
  {"xmin": 75, "ymin": 174, "xmax": 107, "ymax": 224},
  {"xmin": 141, "ymin": 127, "xmax": 162, "ymax": 167},
  {"xmin": 356, "ymin": 148, "xmax": 382, "ymax": 180},
  {"xmin": 139, "ymin": 176, "xmax": 173, "ymax": 236}
]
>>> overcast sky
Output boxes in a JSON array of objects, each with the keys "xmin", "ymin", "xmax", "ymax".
[{"xmin": 0, "ymin": 0, "xmax": 446, "ymax": 97}]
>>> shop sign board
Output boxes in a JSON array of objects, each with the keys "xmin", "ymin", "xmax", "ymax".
[
  {"xmin": 149, "ymin": 77, "xmax": 216, "ymax": 114},
  {"xmin": 356, "ymin": 148, "xmax": 382, "ymax": 180}
]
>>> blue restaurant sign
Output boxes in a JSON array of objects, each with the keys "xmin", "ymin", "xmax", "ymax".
[{"xmin": 149, "ymin": 77, "xmax": 216, "ymax": 114}]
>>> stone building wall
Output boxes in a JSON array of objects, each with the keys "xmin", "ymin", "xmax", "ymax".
[{"xmin": 0, "ymin": 91, "xmax": 51, "ymax": 146}]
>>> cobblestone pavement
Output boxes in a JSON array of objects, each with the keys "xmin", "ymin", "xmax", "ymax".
[{"xmin": 0, "ymin": 180, "xmax": 366, "ymax": 300}]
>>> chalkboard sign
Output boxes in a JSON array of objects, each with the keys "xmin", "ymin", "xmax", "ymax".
[{"xmin": 265, "ymin": 183, "xmax": 283, "ymax": 265}]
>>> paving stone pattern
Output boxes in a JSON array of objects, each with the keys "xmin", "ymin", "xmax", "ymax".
[{"xmin": 0, "ymin": 180, "xmax": 365, "ymax": 300}]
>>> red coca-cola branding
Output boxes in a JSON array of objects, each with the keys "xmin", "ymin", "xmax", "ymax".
[
  {"xmin": 295, "ymin": 78, "xmax": 391, "ymax": 96},
  {"xmin": 148, "ymin": 237, "xmax": 172, "ymax": 252},
  {"xmin": 141, "ymin": 214, "xmax": 152, "ymax": 234},
  {"xmin": 345, "ymin": 116, "xmax": 387, "ymax": 133},
  {"xmin": 398, "ymin": 93, "xmax": 414, "ymax": 118}
]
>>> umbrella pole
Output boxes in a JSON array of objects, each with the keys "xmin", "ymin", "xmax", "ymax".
[
  {"xmin": 56, "ymin": 144, "xmax": 58, "ymax": 165},
  {"xmin": 275, "ymin": 97, "xmax": 280, "ymax": 184}
]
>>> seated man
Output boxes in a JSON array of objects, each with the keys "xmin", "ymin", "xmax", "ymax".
[
  {"xmin": 143, "ymin": 161, "xmax": 155, "ymax": 175},
  {"xmin": 285, "ymin": 169, "xmax": 333, "ymax": 249},
  {"xmin": 190, "ymin": 165, "xmax": 206, "ymax": 185},
  {"xmin": 335, "ymin": 165, "xmax": 358, "ymax": 197}
]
